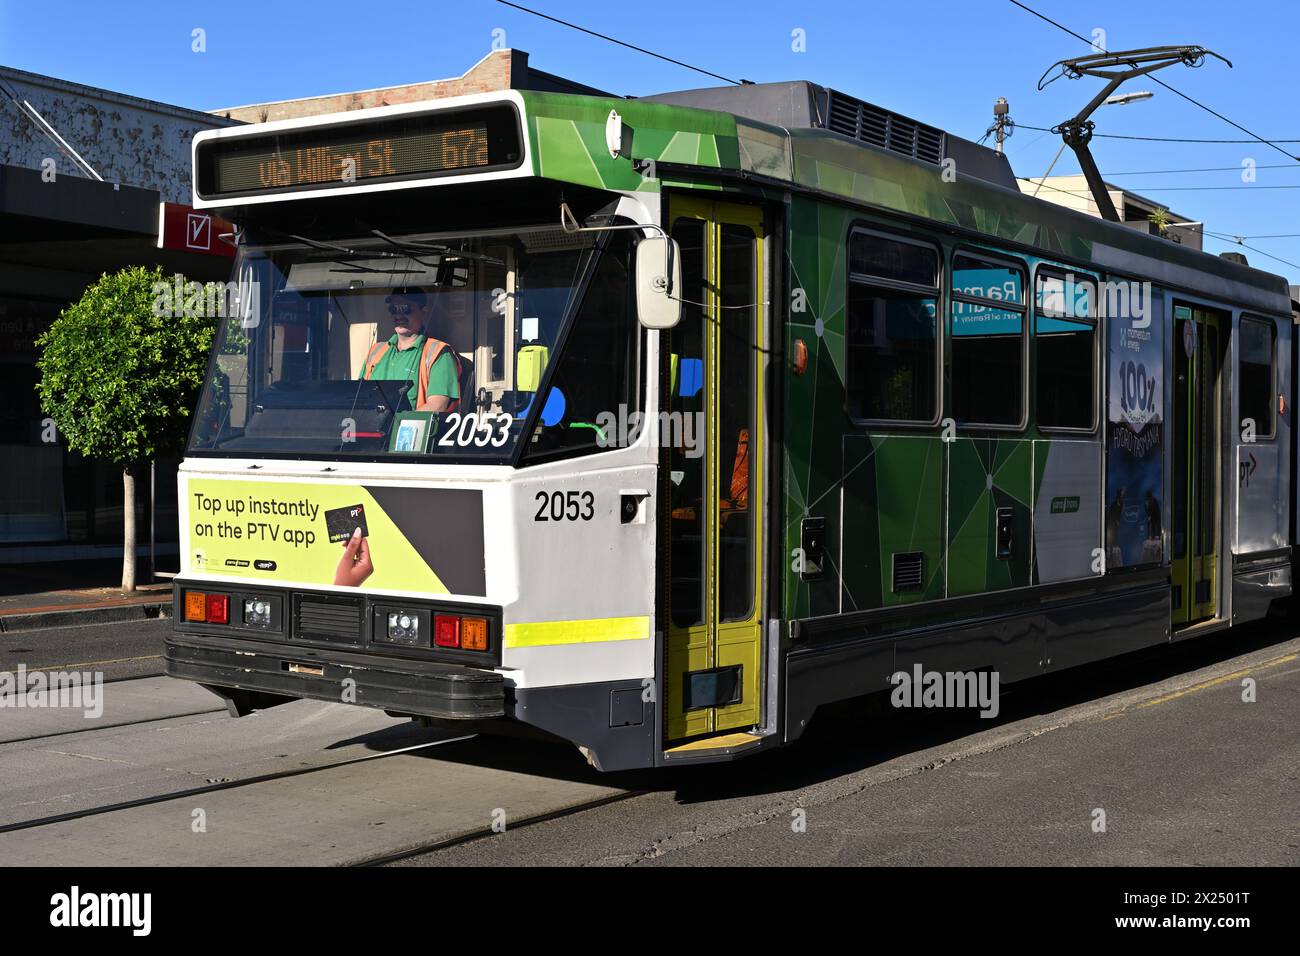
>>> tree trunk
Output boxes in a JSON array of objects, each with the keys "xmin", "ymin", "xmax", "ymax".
[{"xmin": 121, "ymin": 464, "xmax": 137, "ymax": 592}]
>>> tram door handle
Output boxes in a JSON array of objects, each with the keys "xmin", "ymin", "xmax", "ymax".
[{"xmin": 995, "ymin": 507, "xmax": 1014, "ymax": 560}]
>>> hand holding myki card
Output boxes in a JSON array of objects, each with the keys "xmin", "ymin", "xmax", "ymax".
[{"xmin": 325, "ymin": 504, "xmax": 369, "ymax": 543}]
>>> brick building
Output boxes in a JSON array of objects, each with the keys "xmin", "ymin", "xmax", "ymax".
[{"xmin": 0, "ymin": 65, "xmax": 236, "ymax": 566}]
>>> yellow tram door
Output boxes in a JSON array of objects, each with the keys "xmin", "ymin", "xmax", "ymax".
[
  {"xmin": 1171, "ymin": 304, "xmax": 1223, "ymax": 628},
  {"xmin": 663, "ymin": 198, "xmax": 766, "ymax": 743}
]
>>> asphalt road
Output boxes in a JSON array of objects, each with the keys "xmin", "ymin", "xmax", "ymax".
[
  {"xmin": 1, "ymin": 614, "xmax": 1296, "ymax": 866},
  {"xmin": 0, "ymin": 617, "xmax": 169, "ymax": 681},
  {"xmin": 395, "ymin": 624, "xmax": 1300, "ymax": 866}
]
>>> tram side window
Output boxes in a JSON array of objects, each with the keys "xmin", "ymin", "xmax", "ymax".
[
  {"xmin": 950, "ymin": 251, "xmax": 1026, "ymax": 428},
  {"xmin": 1239, "ymin": 317, "xmax": 1276, "ymax": 439},
  {"xmin": 1035, "ymin": 271, "xmax": 1097, "ymax": 431},
  {"xmin": 845, "ymin": 230, "xmax": 939, "ymax": 423}
]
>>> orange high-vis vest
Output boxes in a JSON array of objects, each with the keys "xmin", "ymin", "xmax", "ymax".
[
  {"xmin": 728, "ymin": 427, "xmax": 750, "ymax": 510},
  {"xmin": 362, "ymin": 336, "xmax": 461, "ymax": 411}
]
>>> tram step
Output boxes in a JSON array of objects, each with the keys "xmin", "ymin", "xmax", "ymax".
[{"xmin": 663, "ymin": 731, "xmax": 764, "ymax": 758}]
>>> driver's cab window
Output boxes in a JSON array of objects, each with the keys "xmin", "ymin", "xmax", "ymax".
[
  {"xmin": 264, "ymin": 252, "xmax": 508, "ymax": 417},
  {"xmin": 190, "ymin": 226, "xmax": 633, "ymax": 460}
]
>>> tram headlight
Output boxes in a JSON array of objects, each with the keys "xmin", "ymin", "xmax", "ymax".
[
  {"xmin": 387, "ymin": 612, "xmax": 421, "ymax": 643},
  {"xmin": 373, "ymin": 607, "xmax": 489, "ymax": 652},
  {"xmin": 243, "ymin": 598, "xmax": 273, "ymax": 627}
]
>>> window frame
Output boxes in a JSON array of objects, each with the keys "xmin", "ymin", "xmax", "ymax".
[
  {"xmin": 1238, "ymin": 314, "xmax": 1278, "ymax": 441},
  {"xmin": 1033, "ymin": 263, "xmax": 1100, "ymax": 436},
  {"xmin": 844, "ymin": 225, "xmax": 943, "ymax": 429},
  {"xmin": 517, "ymin": 228, "xmax": 645, "ymax": 467},
  {"xmin": 949, "ymin": 246, "xmax": 1029, "ymax": 432}
]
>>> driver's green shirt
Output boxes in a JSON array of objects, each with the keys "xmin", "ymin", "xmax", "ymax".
[{"xmin": 360, "ymin": 334, "xmax": 459, "ymax": 407}]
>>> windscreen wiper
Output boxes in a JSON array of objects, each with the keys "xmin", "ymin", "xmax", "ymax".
[
  {"xmin": 286, "ymin": 232, "xmax": 361, "ymax": 256},
  {"xmin": 245, "ymin": 229, "xmax": 391, "ymax": 275},
  {"xmin": 369, "ymin": 229, "xmax": 504, "ymax": 267}
]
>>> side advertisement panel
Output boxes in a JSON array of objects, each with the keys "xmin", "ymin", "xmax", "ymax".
[
  {"xmin": 1105, "ymin": 294, "xmax": 1164, "ymax": 569},
  {"xmin": 181, "ymin": 477, "xmax": 486, "ymax": 596}
]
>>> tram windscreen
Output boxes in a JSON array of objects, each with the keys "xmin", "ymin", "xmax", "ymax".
[{"xmin": 187, "ymin": 224, "xmax": 636, "ymax": 461}]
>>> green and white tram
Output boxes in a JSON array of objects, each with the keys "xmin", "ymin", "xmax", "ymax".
[{"xmin": 167, "ymin": 77, "xmax": 1296, "ymax": 770}]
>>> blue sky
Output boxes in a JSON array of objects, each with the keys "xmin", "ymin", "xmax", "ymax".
[{"xmin": 3, "ymin": 0, "xmax": 1298, "ymax": 285}]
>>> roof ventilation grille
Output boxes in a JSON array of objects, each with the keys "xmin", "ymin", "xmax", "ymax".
[{"xmin": 825, "ymin": 90, "xmax": 945, "ymax": 166}]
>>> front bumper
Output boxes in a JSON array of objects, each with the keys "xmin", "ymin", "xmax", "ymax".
[{"xmin": 165, "ymin": 631, "xmax": 506, "ymax": 719}]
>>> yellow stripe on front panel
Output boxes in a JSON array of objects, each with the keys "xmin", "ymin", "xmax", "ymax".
[{"xmin": 504, "ymin": 616, "xmax": 651, "ymax": 648}]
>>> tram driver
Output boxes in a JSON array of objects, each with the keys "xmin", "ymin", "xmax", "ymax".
[{"xmin": 359, "ymin": 287, "xmax": 462, "ymax": 413}]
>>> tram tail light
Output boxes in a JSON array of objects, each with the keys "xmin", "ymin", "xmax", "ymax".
[
  {"xmin": 462, "ymin": 616, "xmax": 489, "ymax": 651},
  {"xmin": 206, "ymin": 593, "xmax": 229, "ymax": 625},
  {"xmin": 183, "ymin": 590, "xmax": 230, "ymax": 624},
  {"xmin": 184, "ymin": 591, "xmax": 207, "ymax": 622},
  {"xmin": 434, "ymin": 614, "xmax": 461, "ymax": 648}
]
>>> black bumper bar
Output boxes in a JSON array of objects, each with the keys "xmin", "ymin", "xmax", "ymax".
[{"xmin": 165, "ymin": 632, "xmax": 506, "ymax": 719}]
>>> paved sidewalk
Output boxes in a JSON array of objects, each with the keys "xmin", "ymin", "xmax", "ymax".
[{"xmin": 0, "ymin": 560, "xmax": 172, "ymax": 632}]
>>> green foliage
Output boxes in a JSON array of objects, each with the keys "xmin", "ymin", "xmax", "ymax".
[
  {"xmin": 35, "ymin": 266, "xmax": 219, "ymax": 466},
  {"xmin": 218, "ymin": 313, "xmax": 251, "ymax": 355},
  {"xmin": 884, "ymin": 367, "xmax": 914, "ymax": 421}
]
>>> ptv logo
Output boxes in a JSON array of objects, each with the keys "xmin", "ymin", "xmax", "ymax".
[
  {"xmin": 1239, "ymin": 452, "xmax": 1258, "ymax": 488},
  {"xmin": 186, "ymin": 213, "xmax": 211, "ymax": 250}
]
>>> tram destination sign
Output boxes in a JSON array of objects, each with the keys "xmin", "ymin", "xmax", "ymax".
[{"xmin": 196, "ymin": 103, "xmax": 523, "ymax": 200}]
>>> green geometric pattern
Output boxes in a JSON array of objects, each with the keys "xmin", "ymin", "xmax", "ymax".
[
  {"xmin": 840, "ymin": 435, "xmax": 946, "ymax": 609},
  {"xmin": 946, "ymin": 437, "xmax": 1033, "ymax": 595},
  {"xmin": 779, "ymin": 197, "xmax": 1053, "ymax": 620},
  {"xmin": 513, "ymin": 89, "xmax": 1283, "ymax": 302},
  {"xmin": 499, "ymin": 86, "xmax": 1284, "ymax": 624},
  {"xmin": 519, "ymin": 91, "xmax": 742, "ymax": 195}
]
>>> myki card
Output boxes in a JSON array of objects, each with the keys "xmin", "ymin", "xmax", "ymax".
[{"xmin": 324, "ymin": 504, "xmax": 368, "ymax": 543}]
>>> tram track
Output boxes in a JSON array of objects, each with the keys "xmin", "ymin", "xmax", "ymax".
[
  {"xmin": 5, "ymin": 630, "xmax": 1296, "ymax": 866},
  {"xmin": 42, "ymin": 656, "xmax": 164, "ymax": 682},
  {"xmin": 0, "ymin": 668, "xmax": 226, "ymax": 748},
  {"xmin": 0, "ymin": 721, "xmax": 633, "ymax": 866},
  {"xmin": 350, "ymin": 788, "xmax": 647, "ymax": 866},
  {"xmin": 0, "ymin": 704, "xmax": 228, "ymax": 748},
  {"xmin": 0, "ymin": 733, "xmax": 477, "ymax": 837}
]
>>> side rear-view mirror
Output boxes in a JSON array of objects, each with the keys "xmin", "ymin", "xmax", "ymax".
[{"xmin": 636, "ymin": 236, "xmax": 682, "ymax": 330}]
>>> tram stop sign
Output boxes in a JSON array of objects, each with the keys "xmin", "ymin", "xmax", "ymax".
[{"xmin": 157, "ymin": 202, "xmax": 235, "ymax": 257}]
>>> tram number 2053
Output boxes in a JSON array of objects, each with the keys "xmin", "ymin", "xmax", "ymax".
[{"xmin": 534, "ymin": 490, "xmax": 595, "ymax": 522}]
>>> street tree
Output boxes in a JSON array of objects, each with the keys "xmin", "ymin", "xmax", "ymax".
[{"xmin": 36, "ymin": 266, "xmax": 220, "ymax": 590}]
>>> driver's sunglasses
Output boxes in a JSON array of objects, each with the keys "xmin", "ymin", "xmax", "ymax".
[{"xmin": 387, "ymin": 304, "xmax": 415, "ymax": 316}]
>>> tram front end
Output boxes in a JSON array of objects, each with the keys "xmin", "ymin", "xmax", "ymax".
[{"xmin": 165, "ymin": 90, "xmax": 701, "ymax": 771}]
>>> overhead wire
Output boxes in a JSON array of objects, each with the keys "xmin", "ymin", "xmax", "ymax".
[{"xmin": 493, "ymin": 1, "xmax": 745, "ymax": 85}]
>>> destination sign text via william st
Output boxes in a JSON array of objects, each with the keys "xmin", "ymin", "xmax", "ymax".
[{"xmin": 197, "ymin": 104, "xmax": 522, "ymax": 199}]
